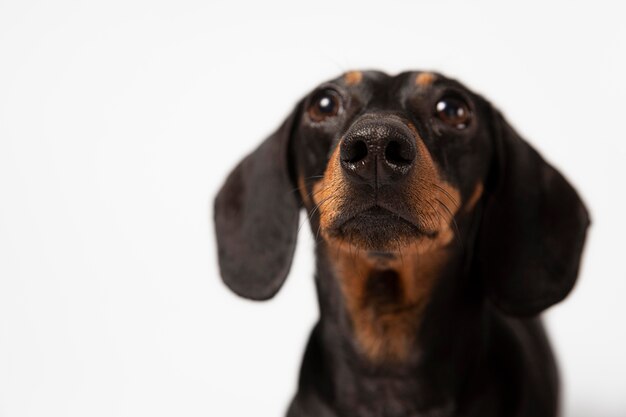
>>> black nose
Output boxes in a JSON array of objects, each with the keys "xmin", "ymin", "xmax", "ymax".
[{"xmin": 340, "ymin": 119, "xmax": 417, "ymax": 185}]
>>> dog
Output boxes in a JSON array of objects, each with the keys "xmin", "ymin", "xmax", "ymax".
[{"xmin": 214, "ymin": 70, "xmax": 590, "ymax": 417}]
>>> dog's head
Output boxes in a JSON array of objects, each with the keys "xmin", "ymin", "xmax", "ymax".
[{"xmin": 214, "ymin": 70, "xmax": 589, "ymax": 317}]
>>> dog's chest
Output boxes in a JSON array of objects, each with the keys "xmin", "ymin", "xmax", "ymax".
[{"xmin": 335, "ymin": 376, "xmax": 454, "ymax": 417}]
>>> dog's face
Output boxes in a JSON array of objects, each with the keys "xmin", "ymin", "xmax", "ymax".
[
  {"xmin": 215, "ymin": 70, "xmax": 589, "ymax": 322},
  {"xmin": 292, "ymin": 71, "xmax": 490, "ymax": 254}
]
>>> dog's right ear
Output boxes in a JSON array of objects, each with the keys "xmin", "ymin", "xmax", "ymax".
[{"xmin": 214, "ymin": 103, "xmax": 302, "ymax": 300}]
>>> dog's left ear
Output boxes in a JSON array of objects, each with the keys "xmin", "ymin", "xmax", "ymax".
[
  {"xmin": 214, "ymin": 104, "xmax": 302, "ymax": 300},
  {"xmin": 476, "ymin": 109, "xmax": 590, "ymax": 316}
]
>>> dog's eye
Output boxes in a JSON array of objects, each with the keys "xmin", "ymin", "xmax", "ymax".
[
  {"xmin": 435, "ymin": 97, "xmax": 471, "ymax": 129},
  {"xmin": 308, "ymin": 90, "xmax": 342, "ymax": 122}
]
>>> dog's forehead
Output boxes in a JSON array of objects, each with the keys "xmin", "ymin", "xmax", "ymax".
[{"xmin": 322, "ymin": 70, "xmax": 458, "ymax": 91}]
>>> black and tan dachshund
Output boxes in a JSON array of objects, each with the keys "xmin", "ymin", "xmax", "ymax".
[{"xmin": 214, "ymin": 70, "xmax": 590, "ymax": 417}]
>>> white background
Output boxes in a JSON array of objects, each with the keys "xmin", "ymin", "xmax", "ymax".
[{"xmin": 1, "ymin": 1, "xmax": 625, "ymax": 416}]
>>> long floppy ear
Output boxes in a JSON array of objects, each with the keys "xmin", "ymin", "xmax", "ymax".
[
  {"xmin": 214, "ymin": 104, "xmax": 301, "ymax": 300},
  {"xmin": 476, "ymin": 110, "xmax": 590, "ymax": 316}
]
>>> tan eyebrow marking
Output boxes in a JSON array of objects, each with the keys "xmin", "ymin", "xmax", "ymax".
[
  {"xmin": 344, "ymin": 71, "xmax": 363, "ymax": 86},
  {"xmin": 415, "ymin": 72, "xmax": 436, "ymax": 87}
]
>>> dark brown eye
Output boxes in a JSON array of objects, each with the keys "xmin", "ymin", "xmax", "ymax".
[
  {"xmin": 435, "ymin": 97, "xmax": 471, "ymax": 129},
  {"xmin": 308, "ymin": 90, "xmax": 341, "ymax": 122}
]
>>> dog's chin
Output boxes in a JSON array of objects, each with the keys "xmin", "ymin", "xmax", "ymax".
[{"xmin": 326, "ymin": 207, "xmax": 434, "ymax": 253}]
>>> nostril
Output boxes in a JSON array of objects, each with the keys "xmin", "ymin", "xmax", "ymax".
[
  {"xmin": 384, "ymin": 139, "xmax": 415, "ymax": 167},
  {"xmin": 342, "ymin": 139, "xmax": 368, "ymax": 164}
]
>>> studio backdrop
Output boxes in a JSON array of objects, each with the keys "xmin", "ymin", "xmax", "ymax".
[{"xmin": 1, "ymin": 1, "xmax": 624, "ymax": 416}]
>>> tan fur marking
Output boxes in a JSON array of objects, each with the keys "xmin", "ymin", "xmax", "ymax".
[
  {"xmin": 312, "ymin": 145, "xmax": 346, "ymax": 232},
  {"xmin": 298, "ymin": 175, "xmax": 312, "ymax": 208},
  {"xmin": 344, "ymin": 71, "xmax": 363, "ymax": 86},
  {"xmin": 415, "ymin": 72, "xmax": 436, "ymax": 87},
  {"xmin": 406, "ymin": 123, "xmax": 461, "ymax": 251},
  {"xmin": 464, "ymin": 182, "xmax": 484, "ymax": 213},
  {"xmin": 329, "ymin": 242, "xmax": 449, "ymax": 363}
]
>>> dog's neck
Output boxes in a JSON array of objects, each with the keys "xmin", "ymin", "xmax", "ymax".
[
  {"xmin": 325, "ymin": 241, "xmax": 452, "ymax": 363},
  {"xmin": 310, "ymin": 240, "xmax": 485, "ymax": 415}
]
